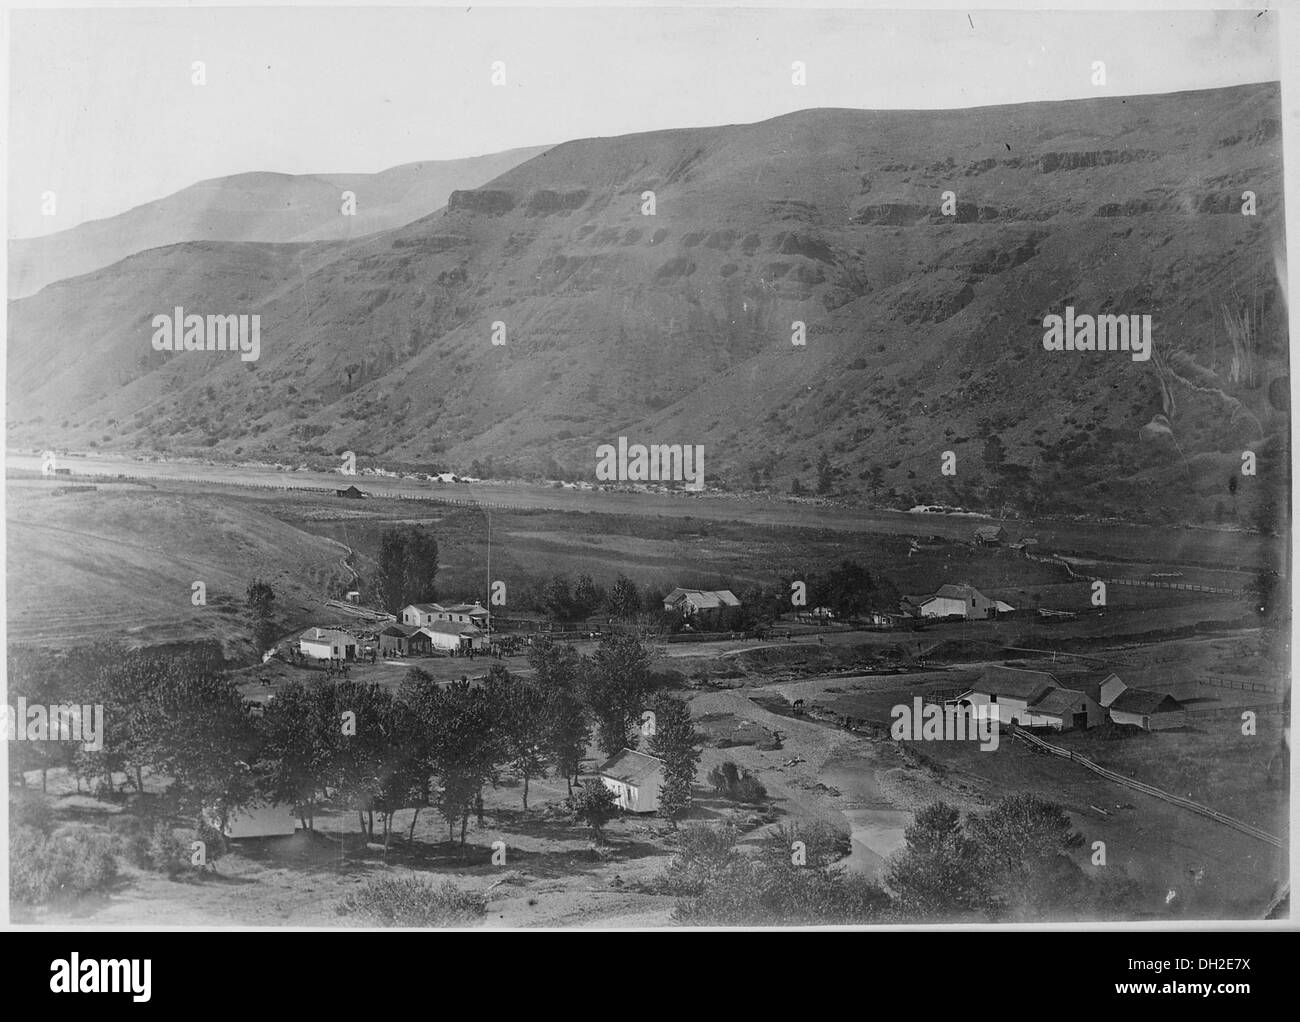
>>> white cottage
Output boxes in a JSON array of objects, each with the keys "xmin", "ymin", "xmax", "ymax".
[{"xmin": 599, "ymin": 748, "xmax": 665, "ymax": 813}]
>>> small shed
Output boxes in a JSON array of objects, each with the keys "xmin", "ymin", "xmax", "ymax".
[
  {"xmin": 336, "ymin": 485, "xmax": 365, "ymax": 499},
  {"xmin": 599, "ymin": 748, "xmax": 665, "ymax": 813},
  {"xmin": 1108, "ymin": 689, "xmax": 1185, "ymax": 731},
  {"xmin": 974, "ymin": 525, "xmax": 1007, "ymax": 546},
  {"xmin": 206, "ymin": 802, "xmax": 299, "ymax": 839}
]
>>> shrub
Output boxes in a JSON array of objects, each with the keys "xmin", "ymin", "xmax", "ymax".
[
  {"xmin": 707, "ymin": 759, "xmax": 768, "ymax": 803},
  {"xmin": 11, "ymin": 825, "xmax": 118, "ymax": 905},
  {"xmin": 337, "ymin": 878, "xmax": 487, "ymax": 927}
]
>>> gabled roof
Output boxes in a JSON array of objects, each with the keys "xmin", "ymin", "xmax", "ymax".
[
  {"xmin": 1056, "ymin": 670, "xmax": 1121, "ymax": 704},
  {"xmin": 420, "ymin": 620, "xmax": 485, "ymax": 637},
  {"xmin": 600, "ymin": 748, "xmax": 664, "ymax": 786},
  {"xmin": 300, "ymin": 627, "xmax": 354, "ymax": 644},
  {"xmin": 380, "ymin": 623, "xmax": 422, "ymax": 637},
  {"xmin": 404, "ymin": 602, "xmax": 445, "ymax": 615},
  {"xmin": 974, "ymin": 525, "xmax": 1006, "ymax": 538},
  {"xmin": 664, "ymin": 588, "xmax": 741, "ymax": 609},
  {"xmin": 1030, "ymin": 687, "xmax": 1093, "ymax": 717},
  {"xmin": 1109, "ymin": 689, "xmax": 1181, "ymax": 715},
  {"xmin": 973, "ymin": 665, "xmax": 1061, "ymax": 702},
  {"xmin": 933, "ymin": 583, "xmax": 992, "ymax": 603}
]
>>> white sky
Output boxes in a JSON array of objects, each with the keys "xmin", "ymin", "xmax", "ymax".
[{"xmin": 6, "ymin": 4, "xmax": 1281, "ymax": 238}]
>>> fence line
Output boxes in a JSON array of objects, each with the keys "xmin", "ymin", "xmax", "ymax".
[
  {"xmin": 1010, "ymin": 726, "xmax": 1282, "ymax": 848},
  {"xmin": 1021, "ymin": 547, "xmax": 1244, "ymax": 596}
]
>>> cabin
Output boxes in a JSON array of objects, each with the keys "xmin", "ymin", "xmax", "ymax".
[
  {"xmin": 663, "ymin": 588, "xmax": 741, "ymax": 627},
  {"xmin": 298, "ymin": 627, "xmax": 357, "ymax": 661},
  {"xmin": 948, "ymin": 665, "xmax": 1105, "ymax": 732},
  {"xmin": 420, "ymin": 620, "xmax": 488, "ymax": 654},
  {"xmin": 599, "ymin": 748, "xmax": 665, "ymax": 813},
  {"xmin": 335, "ymin": 485, "xmax": 365, "ymax": 499},
  {"xmin": 905, "ymin": 584, "xmax": 1009, "ymax": 620},
  {"xmin": 974, "ymin": 525, "xmax": 1007, "ymax": 546},
  {"xmin": 377, "ymin": 623, "xmax": 432, "ymax": 656},
  {"xmin": 1107, "ymin": 689, "xmax": 1185, "ymax": 731}
]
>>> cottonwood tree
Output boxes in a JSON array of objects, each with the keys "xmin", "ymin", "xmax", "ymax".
[
  {"xmin": 490, "ymin": 670, "xmax": 551, "ymax": 811},
  {"xmin": 257, "ymin": 680, "xmax": 343, "ymax": 830},
  {"xmin": 374, "ymin": 527, "xmax": 440, "ymax": 614},
  {"xmin": 426, "ymin": 679, "xmax": 502, "ymax": 849},
  {"xmin": 882, "ymin": 802, "xmax": 983, "ymax": 920},
  {"xmin": 647, "ymin": 693, "xmax": 702, "ymax": 828},
  {"xmin": 572, "ymin": 574, "xmax": 604, "ymax": 619},
  {"xmin": 528, "ymin": 638, "xmax": 589, "ymax": 794},
  {"xmin": 582, "ymin": 634, "xmax": 652, "ymax": 757},
  {"xmin": 606, "ymin": 574, "xmax": 641, "ymax": 620},
  {"xmin": 246, "ymin": 579, "xmax": 277, "ymax": 652}
]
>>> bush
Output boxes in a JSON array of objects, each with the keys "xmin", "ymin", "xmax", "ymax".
[
  {"xmin": 146, "ymin": 825, "xmax": 191, "ymax": 878},
  {"xmin": 11, "ymin": 792, "xmax": 55, "ymax": 836},
  {"xmin": 337, "ymin": 877, "xmax": 487, "ymax": 927},
  {"xmin": 10, "ymin": 825, "xmax": 118, "ymax": 905},
  {"xmin": 707, "ymin": 760, "xmax": 768, "ymax": 803}
]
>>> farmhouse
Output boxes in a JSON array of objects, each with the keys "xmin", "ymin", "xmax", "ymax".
[
  {"xmin": 598, "ymin": 748, "xmax": 665, "ymax": 813},
  {"xmin": 904, "ymin": 584, "xmax": 1010, "ymax": 620},
  {"xmin": 298, "ymin": 627, "xmax": 356, "ymax": 661},
  {"xmin": 401, "ymin": 601, "xmax": 491, "ymax": 629},
  {"xmin": 974, "ymin": 524, "xmax": 1007, "ymax": 546},
  {"xmin": 1107, "ymin": 688, "xmax": 1186, "ymax": 731},
  {"xmin": 663, "ymin": 588, "xmax": 741, "ymax": 626},
  {"xmin": 377, "ymin": 623, "xmax": 432, "ymax": 656},
  {"xmin": 335, "ymin": 485, "xmax": 365, "ymax": 499},
  {"xmin": 420, "ymin": 620, "xmax": 488, "ymax": 654},
  {"xmin": 949, "ymin": 665, "xmax": 1105, "ymax": 731}
]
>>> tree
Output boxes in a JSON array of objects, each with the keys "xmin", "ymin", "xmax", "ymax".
[
  {"xmin": 647, "ymin": 693, "xmax": 701, "ymax": 828},
  {"xmin": 246, "ymin": 579, "xmax": 277, "ymax": 651},
  {"xmin": 882, "ymin": 802, "xmax": 984, "ymax": 920},
  {"xmin": 606, "ymin": 574, "xmax": 641, "ymax": 620},
  {"xmin": 541, "ymin": 574, "xmax": 574, "ymax": 622},
  {"xmin": 965, "ymin": 794, "xmax": 1085, "ymax": 921},
  {"xmin": 257, "ymin": 680, "xmax": 342, "ymax": 830},
  {"xmin": 426, "ymin": 680, "xmax": 502, "ymax": 848},
  {"xmin": 573, "ymin": 574, "xmax": 603, "ymax": 619},
  {"xmin": 816, "ymin": 451, "xmax": 834, "ymax": 495},
  {"xmin": 568, "ymin": 781, "xmax": 618, "ymax": 845},
  {"xmin": 791, "ymin": 477, "xmax": 806, "ymax": 497},
  {"xmin": 582, "ymin": 634, "xmax": 652, "ymax": 757},
  {"xmin": 492, "ymin": 672, "xmax": 551, "ymax": 811},
  {"xmin": 374, "ymin": 527, "xmax": 440, "ymax": 614},
  {"xmin": 528, "ymin": 637, "xmax": 588, "ymax": 795}
]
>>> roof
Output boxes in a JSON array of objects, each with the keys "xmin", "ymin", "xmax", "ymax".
[
  {"xmin": 932, "ymin": 584, "xmax": 992, "ymax": 603},
  {"xmin": 1055, "ymin": 670, "xmax": 1121, "ymax": 704},
  {"xmin": 974, "ymin": 525, "xmax": 1006, "ymax": 538},
  {"xmin": 380, "ymin": 624, "xmax": 422, "ymax": 637},
  {"xmin": 300, "ymin": 627, "xmax": 354, "ymax": 644},
  {"xmin": 600, "ymin": 748, "xmax": 665, "ymax": 786},
  {"xmin": 1030, "ymin": 687, "xmax": 1093, "ymax": 717},
  {"xmin": 443, "ymin": 603, "xmax": 488, "ymax": 615},
  {"xmin": 1109, "ymin": 689, "xmax": 1181, "ymax": 715},
  {"xmin": 404, "ymin": 603, "xmax": 445, "ymax": 615},
  {"xmin": 420, "ymin": 621, "xmax": 485, "ymax": 637},
  {"xmin": 664, "ymin": 588, "xmax": 741, "ymax": 609},
  {"xmin": 973, "ymin": 665, "xmax": 1061, "ymax": 702}
]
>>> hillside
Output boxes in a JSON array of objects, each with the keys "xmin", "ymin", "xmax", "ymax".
[
  {"xmin": 6, "ymin": 83, "xmax": 1288, "ymax": 527},
  {"xmin": 7, "ymin": 146, "xmax": 549, "ymax": 299}
]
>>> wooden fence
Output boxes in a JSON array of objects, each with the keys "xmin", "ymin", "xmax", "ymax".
[
  {"xmin": 1022, "ymin": 548, "xmax": 1245, "ymax": 596},
  {"xmin": 1010, "ymin": 726, "xmax": 1282, "ymax": 848}
]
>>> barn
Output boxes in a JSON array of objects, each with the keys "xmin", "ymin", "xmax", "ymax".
[
  {"xmin": 908, "ymin": 584, "xmax": 1005, "ymax": 620},
  {"xmin": 378, "ymin": 623, "xmax": 431, "ymax": 656},
  {"xmin": 1107, "ymin": 689, "xmax": 1185, "ymax": 731},
  {"xmin": 299, "ymin": 627, "xmax": 356, "ymax": 661},
  {"xmin": 598, "ymin": 748, "xmax": 665, "ymax": 813},
  {"xmin": 335, "ymin": 485, "xmax": 365, "ymax": 499},
  {"xmin": 974, "ymin": 525, "xmax": 1007, "ymax": 546},
  {"xmin": 950, "ymin": 665, "xmax": 1105, "ymax": 731}
]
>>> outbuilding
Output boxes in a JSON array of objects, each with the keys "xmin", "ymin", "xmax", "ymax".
[
  {"xmin": 598, "ymin": 748, "xmax": 665, "ymax": 813},
  {"xmin": 1107, "ymin": 689, "xmax": 1185, "ymax": 731},
  {"xmin": 299, "ymin": 627, "xmax": 356, "ymax": 661}
]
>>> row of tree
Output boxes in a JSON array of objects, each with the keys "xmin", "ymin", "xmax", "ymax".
[{"xmin": 7, "ymin": 634, "xmax": 702, "ymax": 851}]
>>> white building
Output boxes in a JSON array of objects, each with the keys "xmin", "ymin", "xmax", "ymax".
[
  {"xmin": 908, "ymin": 584, "xmax": 1010, "ymax": 620},
  {"xmin": 298, "ymin": 627, "xmax": 356, "ymax": 661},
  {"xmin": 419, "ymin": 620, "xmax": 488, "ymax": 653},
  {"xmin": 599, "ymin": 748, "xmax": 665, "ymax": 813},
  {"xmin": 205, "ymin": 801, "xmax": 299, "ymax": 839}
]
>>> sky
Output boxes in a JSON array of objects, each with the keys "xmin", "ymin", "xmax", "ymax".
[{"xmin": 6, "ymin": 4, "xmax": 1281, "ymax": 238}]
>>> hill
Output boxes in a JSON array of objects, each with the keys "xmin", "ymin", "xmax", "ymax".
[
  {"xmin": 6, "ymin": 83, "xmax": 1287, "ymax": 527},
  {"xmin": 7, "ymin": 146, "xmax": 549, "ymax": 299}
]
